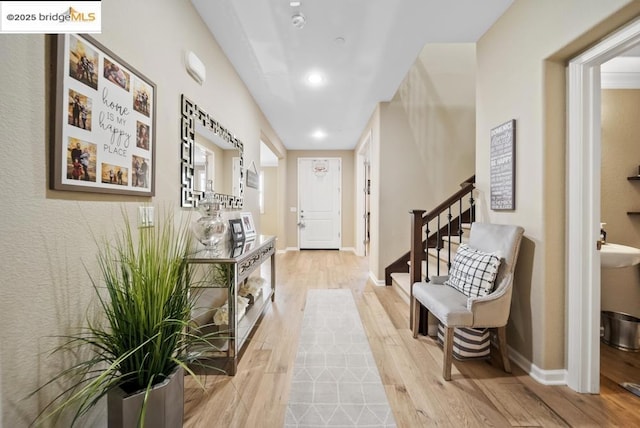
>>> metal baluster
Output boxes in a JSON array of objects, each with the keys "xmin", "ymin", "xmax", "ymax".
[
  {"xmin": 436, "ymin": 215, "xmax": 441, "ymax": 276},
  {"xmin": 458, "ymin": 197, "xmax": 463, "ymax": 244},
  {"xmin": 424, "ymin": 222, "xmax": 430, "ymax": 282},
  {"xmin": 469, "ymin": 190, "xmax": 475, "ymax": 223},
  {"xmin": 447, "ymin": 206, "xmax": 452, "ymax": 271}
]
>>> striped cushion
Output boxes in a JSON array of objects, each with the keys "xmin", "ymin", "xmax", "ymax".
[
  {"xmin": 445, "ymin": 244, "xmax": 501, "ymax": 298},
  {"xmin": 437, "ymin": 323, "xmax": 490, "ymax": 360}
]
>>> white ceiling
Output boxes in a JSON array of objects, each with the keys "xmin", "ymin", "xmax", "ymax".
[
  {"xmin": 192, "ymin": 0, "xmax": 513, "ymax": 151},
  {"xmin": 601, "ymin": 44, "xmax": 640, "ymax": 89}
]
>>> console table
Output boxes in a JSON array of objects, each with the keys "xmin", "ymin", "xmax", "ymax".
[{"xmin": 185, "ymin": 235, "xmax": 276, "ymax": 375}]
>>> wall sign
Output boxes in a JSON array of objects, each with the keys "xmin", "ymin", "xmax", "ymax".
[
  {"xmin": 50, "ymin": 34, "xmax": 156, "ymax": 196},
  {"xmin": 490, "ymin": 119, "xmax": 516, "ymax": 210},
  {"xmin": 246, "ymin": 161, "xmax": 259, "ymax": 189}
]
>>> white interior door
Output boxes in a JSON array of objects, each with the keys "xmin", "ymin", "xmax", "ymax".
[{"xmin": 298, "ymin": 158, "xmax": 341, "ymax": 249}]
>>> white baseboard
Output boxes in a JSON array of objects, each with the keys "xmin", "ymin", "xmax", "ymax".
[
  {"xmin": 276, "ymin": 249, "xmax": 287, "ymax": 255},
  {"xmin": 369, "ymin": 271, "xmax": 386, "ymax": 286},
  {"xmin": 285, "ymin": 247, "xmax": 356, "ymax": 252},
  {"xmin": 508, "ymin": 346, "xmax": 567, "ymax": 385}
]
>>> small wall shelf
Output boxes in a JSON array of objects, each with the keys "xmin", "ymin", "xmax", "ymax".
[{"xmin": 627, "ymin": 170, "xmax": 640, "ymax": 215}]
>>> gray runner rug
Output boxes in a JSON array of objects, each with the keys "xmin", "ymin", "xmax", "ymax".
[{"xmin": 285, "ymin": 289, "xmax": 396, "ymax": 427}]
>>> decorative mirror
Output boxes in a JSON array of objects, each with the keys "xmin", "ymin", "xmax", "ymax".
[{"xmin": 181, "ymin": 94, "xmax": 244, "ymax": 208}]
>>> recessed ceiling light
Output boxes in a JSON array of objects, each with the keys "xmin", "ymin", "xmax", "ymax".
[
  {"xmin": 312, "ymin": 129, "xmax": 327, "ymax": 140},
  {"xmin": 306, "ymin": 72, "xmax": 324, "ymax": 86},
  {"xmin": 334, "ymin": 37, "xmax": 345, "ymax": 45},
  {"xmin": 290, "ymin": 1, "xmax": 301, "ymax": 7},
  {"xmin": 291, "ymin": 12, "xmax": 306, "ymax": 29}
]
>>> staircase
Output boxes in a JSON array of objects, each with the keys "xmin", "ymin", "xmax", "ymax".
[
  {"xmin": 384, "ymin": 176, "xmax": 475, "ymax": 311},
  {"xmin": 390, "ymin": 225, "xmax": 471, "ymax": 304}
]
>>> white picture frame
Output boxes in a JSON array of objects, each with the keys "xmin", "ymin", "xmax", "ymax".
[{"xmin": 240, "ymin": 212, "xmax": 256, "ymax": 238}]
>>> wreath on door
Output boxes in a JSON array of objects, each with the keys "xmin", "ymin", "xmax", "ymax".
[{"xmin": 312, "ymin": 160, "xmax": 328, "ymax": 177}]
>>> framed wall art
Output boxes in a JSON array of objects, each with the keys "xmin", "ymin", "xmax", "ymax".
[
  {"xmin": 240, "ymin": 212, "xmax": 256, "ymax": 238},
  {"xmin": 50, "ymin": 34, "xmax": 156, "ymax": 196},
  {"xmin": 490, "ymin": 119, "xmax": 516, "ymax": 210}
]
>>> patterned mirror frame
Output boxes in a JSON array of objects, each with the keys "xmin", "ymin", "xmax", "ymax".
[{"xmin": 180, "ymin": 94, "xmax": 244, "ymax": 209}]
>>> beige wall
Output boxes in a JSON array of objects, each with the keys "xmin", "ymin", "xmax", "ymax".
[
  {"xmin": 0, "ymin": 0, "xmax": 284, "ymax": 425},
  {"xmin": 260, "ymin": 134, "xmax": 288, "ymax": 251},
  {"xmin": 361, "ymin": 43, "xmax": 477, "ymax": 281},
  {"xmin": 476, "ymin": 0, "xmax": 640, "ymax": 370},
  {"xmin": 601, "ymin": 89, "xmax": 640, "ymax": 317},
  {"xmin": 260, "ymin": 166, "xmax": 279, "ymax": 237},
  {"xmin": 285, "ymin": 151, "xmax": 355, "ymax": 249}
]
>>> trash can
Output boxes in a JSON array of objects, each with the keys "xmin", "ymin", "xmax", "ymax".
[{"xmin": 601, "ymin": 311, "xmax": 640, "ymax": 352}]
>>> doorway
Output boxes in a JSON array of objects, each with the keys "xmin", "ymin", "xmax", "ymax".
[
  {"xmin": 297, "ymin": 158, "xmax": 342, "ymax": 249},
  {"xmin": 364, "ymin": 161, "xmax": 371, "ymax": 256},
  {"xmin": 260, "ymin": 141, "xmax": 279, "ymax": 237},
  {"xmin": 356, "ymin": 131, "xmax": 372, "ymax": 257},
  {"xmin": 567, "ymin": 17, "xmax": 640, "ymax": 393}
]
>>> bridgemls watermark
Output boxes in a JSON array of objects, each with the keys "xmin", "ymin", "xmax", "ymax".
[{"xmin": 0, "ymin": 1, "xmax": 101, "ymax": 33}]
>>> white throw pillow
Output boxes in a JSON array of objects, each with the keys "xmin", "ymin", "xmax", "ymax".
[{"xmin": 445, "ymin": 244, "xmax": 502, "ymax": 297}]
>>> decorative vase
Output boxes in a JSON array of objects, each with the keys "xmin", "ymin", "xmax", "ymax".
[
  {"xmin": 107, "ymin": 365, "xmax": 184, "ymax": 428},
  {"xmin": 192, "ymin": 180, "xmax": 227, "ymax": 249}
]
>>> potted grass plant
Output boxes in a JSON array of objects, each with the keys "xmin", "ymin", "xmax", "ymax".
[{"xmin": 33, "ymin": 208, "xmax": 209, "ymax": 428}]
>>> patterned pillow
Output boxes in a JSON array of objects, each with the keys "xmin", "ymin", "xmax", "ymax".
[{"xmin": 445, "ymin": 244, "xmax": 502, "ymax": 298}]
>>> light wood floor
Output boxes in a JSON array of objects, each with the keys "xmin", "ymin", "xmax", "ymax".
[{"xmin": 183, "ymin": 250, "xmax": 640, "ymax": 427}]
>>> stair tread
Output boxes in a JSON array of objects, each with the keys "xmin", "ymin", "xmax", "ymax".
[
  {"xmin": 441, "ymin": 235, "xmax": 469, "ymax": 244},
  {"xmin": 390, "ymin": 272, "xmax": 411, "ymax": 304},
  {"xmin": 425, "ymin": 256, "xmax": 449, "ymax": 278},
  {"xmin": 427, "ymin": 247, "xmax": 457, "ymax": 258},
  {"xmin": 405, "ymin": 259, "xmax": 448, "ymax": 280},
  {"xmin": 390, "ymin": 272, "xmax": 410, "ymax": 283}
]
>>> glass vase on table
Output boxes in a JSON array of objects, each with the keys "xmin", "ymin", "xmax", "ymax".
[{"xmin": 192, "ymin": 180, "xmax": 227, "ymax": 254}]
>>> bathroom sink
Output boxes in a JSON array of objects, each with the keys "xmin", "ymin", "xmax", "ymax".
[{"xmin": 600, "ymin": 243, "xmax": 640, "ymax": 268}]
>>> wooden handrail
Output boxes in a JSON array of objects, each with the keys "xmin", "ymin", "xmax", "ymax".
[
  {"xmin": 459, "ymin": 174, "xmax": 475, "ymax": 187},
  {"xmin": 421, "ymin": 182, "xmax": 474, "ymax": 227}
]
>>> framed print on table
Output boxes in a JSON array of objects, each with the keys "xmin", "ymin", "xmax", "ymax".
[
  {"xmin": 229, "ymin": 219, "xmax": 245, "ymax": 243},
  {"xmin": 50, "ymin": 34, "xmax": 156, "ymax": 196},
  {"xmin": 232, "ymin": 242, "xmax": 244, "ymax": 257},
  {"xmin": 240, "ymin": 212, "xmax": 256, "ymax": 238}
]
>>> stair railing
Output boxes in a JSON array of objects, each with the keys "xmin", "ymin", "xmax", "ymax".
[{"xmin": 409, "ymin": 176, "xmax": 475, "ymax": 329}]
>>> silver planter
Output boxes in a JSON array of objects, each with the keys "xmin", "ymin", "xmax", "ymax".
[{"xmin": 107, "ymin": 366, "xmax": 184, "ymax": 428}]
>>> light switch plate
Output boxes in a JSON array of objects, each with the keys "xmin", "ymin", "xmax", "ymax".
[{"xmin": 138, "ymin": 206, "xmax": 154, "ymax": 228}]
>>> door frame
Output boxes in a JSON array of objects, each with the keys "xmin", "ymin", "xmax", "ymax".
[
  {"xmin": 566, "ymin": 17, "xmax": 640, "ymax": 393},
  {"xmin": 356, "ymin": 132, "xmax": 372, "ymax": 257},
  {"xmin": 297, "ymin": 157, "xmax": 342, "ymax": 249}
]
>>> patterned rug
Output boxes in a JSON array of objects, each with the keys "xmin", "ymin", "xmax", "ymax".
[{"xmin": 285, "ymin": 289, "xmax": 396, "ymax": 427}]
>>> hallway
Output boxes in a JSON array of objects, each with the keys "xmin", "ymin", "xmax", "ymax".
[{"xmin": 183, "ymin": 250, "xmax": 640, "ymax": 427}]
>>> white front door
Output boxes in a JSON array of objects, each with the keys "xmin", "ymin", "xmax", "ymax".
[{"xmin": 298, "ymin": 158, "xmax": 341, "ymax": 249}]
